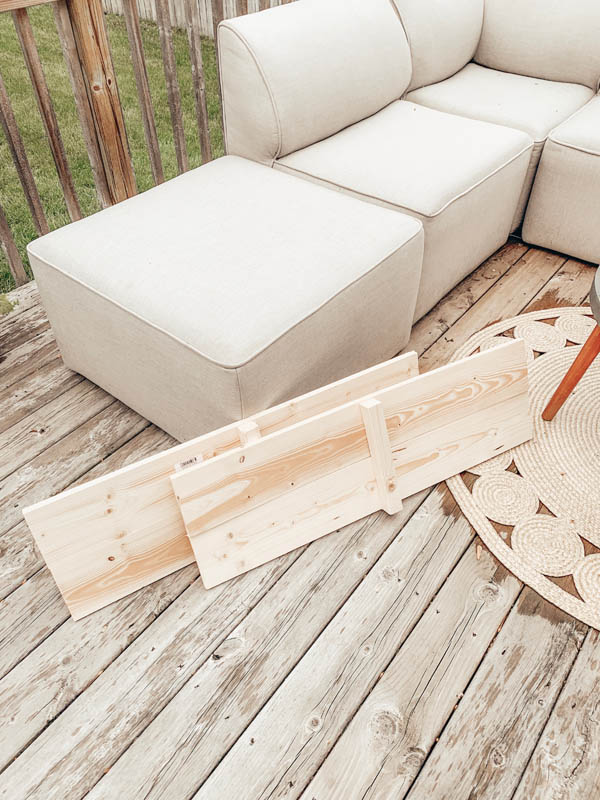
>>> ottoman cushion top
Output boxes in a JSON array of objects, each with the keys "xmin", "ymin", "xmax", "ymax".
[{"xmin": 28, "ymin": 156, "xmax": 421, "ymax": 368}]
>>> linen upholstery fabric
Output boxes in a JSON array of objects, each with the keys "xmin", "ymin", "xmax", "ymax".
[
  {"xmin": 392, "ymin": 0, "xmax": 483, "ymax": 91},
  {"xmin": 475, "ymin": 0, "xmax": 600, "ymax": 90},
  {"xmin": 523, "ymin": 97, "xmax": 600, "ymax": 263},
  {"xmin": 28, "ymin": 156, "xmax": 424, "ymax": 442},
  {"xmin": 217, "ymin": 0, "xmax": 411, "ymax": 165},
  {"xmin": 406, "ymin": 63, "xmax": 594, "ymax": 227},
  {"xmin": 277, "ymin": 101, "xmax": 532, "ymax": 320}
]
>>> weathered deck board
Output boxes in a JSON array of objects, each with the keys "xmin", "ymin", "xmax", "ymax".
[
  {"xmin": 512, "ymin": 629, "xmax": 600, "ymax": 799},
  {"xmin": 300, "ymin": 544, "xmax": 521, "ymax": 800},
  {"xmin": 406, "ymin": 590, "xmax": 586, "ymax": 799},
  {"xmin": 186, "ymin": 487, "xmax": 474, "ymax": 800},
  {"xmin": 0, "ymin": 245, "xmax": 596, "ymax": 799}
]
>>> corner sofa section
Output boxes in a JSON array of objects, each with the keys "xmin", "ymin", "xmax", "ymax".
[
  {"xmin": 219, "ymin": 0, "xmax": 600, "ymax": 287},
  {"xmin": 399, "ymin": 0, "xmax": 600, "ymax": 231},
  {"xmin": 218, "ymin": 0, "xmax": 533, "ymax": 320}
]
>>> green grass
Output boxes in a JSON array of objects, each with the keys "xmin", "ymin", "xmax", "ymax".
[{"xmin": 0, "ymin": 5, "xmax": 223, "ymax": 292}]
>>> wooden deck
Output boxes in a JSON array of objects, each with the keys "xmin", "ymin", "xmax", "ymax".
[{"xmin": 0, "ymin": 241, "xmax": 598, "ymax": 799}]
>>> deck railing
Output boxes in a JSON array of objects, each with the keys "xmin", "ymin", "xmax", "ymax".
[{"xmin": 0, "ymin": 0, "xmax": 287, "ymax": 289}]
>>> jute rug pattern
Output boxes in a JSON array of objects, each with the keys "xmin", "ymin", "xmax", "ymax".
[{"xmin": 447, "ymin": 306, "xmax": 600, "ymax": 629}]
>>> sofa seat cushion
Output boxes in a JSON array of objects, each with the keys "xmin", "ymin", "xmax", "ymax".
[
  {"xmin": 406, "ymin": 64, "xmax": 594, "ymax": 229},
  {"xmin": 277, "ymin": 100, "xmax": 532, "ymax": 319},
  {"xmin": 27, "ymin": 156, "xmax": 424, "ymax": 442},
  {"xmin": 523, "ymin": 96, "xmax": 600, "ymax": 263},
  {"xmin": 406, "ymin": 64, "xmax": 594, "ymax": 144}
]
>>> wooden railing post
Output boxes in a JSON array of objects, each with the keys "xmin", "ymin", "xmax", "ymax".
[
  {"xmin": 53, "ymin": 0, "xmax": 113, "ymax": 208},
  {"xmin": 0, "ymin": 200, "xmax": 28, "ymax": 286},
  {"xmin": 65, "ymin": 0, "xmax": 137, "ymax": 204}
]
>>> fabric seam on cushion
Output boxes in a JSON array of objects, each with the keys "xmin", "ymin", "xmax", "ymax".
[
  {"xmin": 28, "ymin": 252, "xmax": 239, "ymax": 376},
  {"xmin": 28, "ymin": 228, "xmax": 422, "ymax": 370},
  {"xmin": 548, "ymin": 96, "xmax": 600, "ymax": 156},
  {"xmin": 220, "ymin": 23, "xmax": 283, "ymax": 164},
  {"xmin": 216, "ymin": 23, "xmax": 231, "ymax": 158},
  {"xmin": 546, "ymin": 136, "xmax": 600, "ymax": 158},
  {"xmin": 387, "ymin": 0, "xmax": 414, "ymax": 90},
  {"xmin": 276, "ymin": 142, "xmax": 532, "ymax": 218}
]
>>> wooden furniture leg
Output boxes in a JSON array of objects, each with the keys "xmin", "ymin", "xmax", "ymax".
[{"xmin": 542, "ymin": 324, "xmax": 600, "ymax": 421}]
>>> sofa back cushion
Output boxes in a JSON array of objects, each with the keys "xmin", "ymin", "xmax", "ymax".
[
  {"xmin": 475, "ymin": 0, "xmax": 600, "ymax": 90},
  {"xmin": 392, "ymin": 0, "xmax": 484, "ymax": 91},
  {"xmin": 218, "ymin": 0, "xmax": 411, "ymax": 164}
]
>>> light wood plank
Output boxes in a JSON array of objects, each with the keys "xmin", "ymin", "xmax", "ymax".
[
  {"xmin": 22, "ymin": 353, "xmax": 418, "ymax": 619},
  {"xmin": 0, "ymin": 69, "xmax": 49, "ymax": 236},
  {"xmin": 12, "ymin": 7, "xmax": 82, "ymax": 222},
  {"xmin": 406, "ymin": 589, "xmax": 586, "ymax": 799},
  {"xmin": 9, "ymin": 490, "xmax": 430, "ymax": 799},
  {"xmin": 0, "ymin": 426, "xmax": 173, "ymax": 676},
  {"xmin": 175, "ymin": 340, "xmax": 529, "ymax": 588},
  {"xmin": 121, "ymin": 0, "xmax": 164, "ymax": 185},
  {"xmin": 512, "ymin": 629, "xmax": 600, "ymax": 800},
  {"xmin": 360, "ymin": 397, "xmax": 402, "ymax": 514},
  {"xmin": 155, "ymin": 0, "xmax": 188, "ymax": 173}
]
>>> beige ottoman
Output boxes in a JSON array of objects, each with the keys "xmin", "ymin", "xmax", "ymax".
[
  {"xmin": 523, "ymin": 96, "xmax": 600, "ymax": 263},
  {"xmin": 28, "ymin": 156, "xmax": 423, "ymax": 442}
]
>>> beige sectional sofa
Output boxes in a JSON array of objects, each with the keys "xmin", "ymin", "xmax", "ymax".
[
  {"xmin": 220, "ymin": 0, "xmax": 600, "ymax": 305},
  {"xmin": 27, "ymin": 0, "xmax": 599, "ymax": 442}
]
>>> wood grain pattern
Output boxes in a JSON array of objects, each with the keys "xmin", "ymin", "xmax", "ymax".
[
  {"xmin": 406, "ymin": 590, "xmax": 586, "ymax": 800},
  {"xmin": 300, "ymin": 544, "xmax": 520, "ymax": 800},
  {"xmin": 12, "ymin": 7, "xmax": 82, "ymax": 222},
  {"xmin": 192, "ymin": 486, "xmax": 474, "ymax": 800},
  {"xmin": 360, "ymin": 397, "xmax": 402, "ymax": 514},
  {"xmin": 513, "ymin": 629, "xmax": 600, "ymax": 800},
  {"xmin": 174, "ymin": 340, "xmax": 530, "ymax": 588},
  {"xmin": 66, "ymin": 0, "xmax": 137, "ymax": 203},
  {"xmin": 0, "ymin": 0, "xmax": 54, "ymax": 12},
  {"xmin": 1, "ymin": 247, "xmax": 595, "ymax": 800},
  {"xmin": 23, "ymin": 353, "xmax": 418, "ymax": 618},
  {"xmin": 52, "ymin": 0, "xmax": 113, "ymax": 209}
]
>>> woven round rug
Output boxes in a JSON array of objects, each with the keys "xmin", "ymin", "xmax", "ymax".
[{"xmin": 446, "ymin": 306, "xmax": 600, "ymax": 629}]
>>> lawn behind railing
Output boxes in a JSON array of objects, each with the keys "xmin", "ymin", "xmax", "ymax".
[{"xmin": 0, "ymin": 3, "xmax": 223, "ymax": 293}]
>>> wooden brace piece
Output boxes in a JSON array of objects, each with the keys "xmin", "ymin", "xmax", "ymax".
[{"xmin": 359, "ymin": 398, "xmax": 402, "ymax": 515}]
